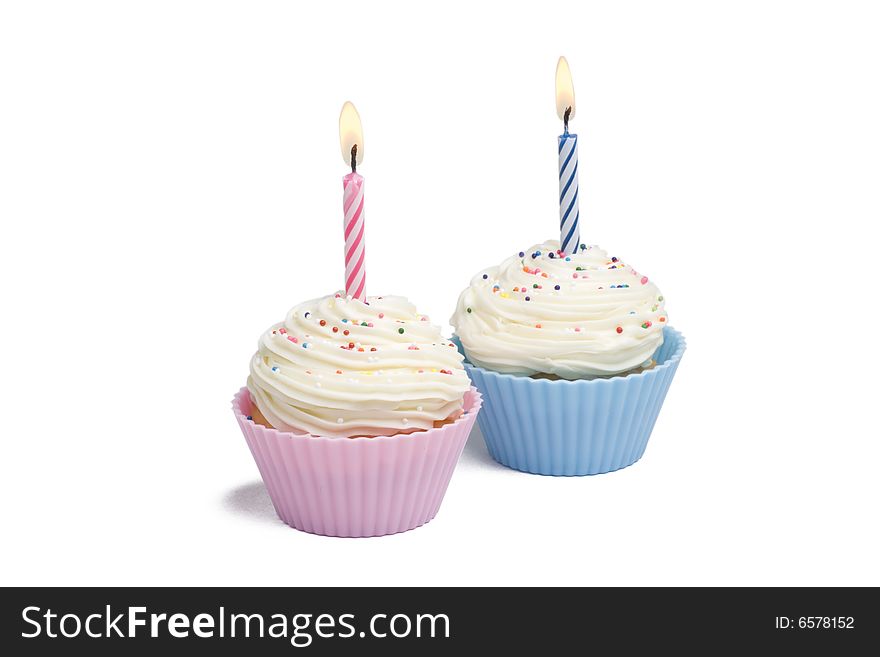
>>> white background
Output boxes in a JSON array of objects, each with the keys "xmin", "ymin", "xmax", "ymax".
[{"xmin": 2, "ymin": 1, "xmax": 878, "ymax": 586}]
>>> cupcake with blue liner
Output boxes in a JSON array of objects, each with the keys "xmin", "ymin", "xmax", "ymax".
[{"xmin": 451, "ymin": 240, "xmax": 685, "ymax": 475}]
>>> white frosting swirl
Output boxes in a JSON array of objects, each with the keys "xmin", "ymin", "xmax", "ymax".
[
  {"xmin": 451, "ymin": 240, "xmax": 667, "ymax": 378},
  {"xmin": 248, "ymin": 293, "xmax": 470, "ymax": 437}
]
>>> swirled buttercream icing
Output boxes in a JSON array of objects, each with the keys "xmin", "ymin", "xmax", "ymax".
[
  {"xmin": 451, "ymin": 240, "xmax": 667, "ymax": 378},
  {"xmin": 247, "ymin": 293, "xmax": 470, "ymax": 437}
]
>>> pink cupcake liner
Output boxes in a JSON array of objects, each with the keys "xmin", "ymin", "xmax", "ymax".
[{"xmin": 232, "ymin": 387, "xmax": 482, "ymax": 537}]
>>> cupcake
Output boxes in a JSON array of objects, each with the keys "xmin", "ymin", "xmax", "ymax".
[
  {"xmin": 451, "ymin": 240, "xmax": 685, "ymax": 475},
  {"xmin": 233, "ymin": 292, "xmax": 481, "ymax": 536}
]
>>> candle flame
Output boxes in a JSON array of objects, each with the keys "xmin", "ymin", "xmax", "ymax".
[
  {"xmin": 339, "ymin": 101, "xmax": 364, "ymax": 167},
  {"xmin": 555, "ymin": 57, "xmax": 576, "ymax": 122}
]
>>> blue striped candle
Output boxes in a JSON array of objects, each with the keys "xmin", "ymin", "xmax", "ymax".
[{"xmin": 558, "ymin": 129, "xmax": 580, "ymax": 254}]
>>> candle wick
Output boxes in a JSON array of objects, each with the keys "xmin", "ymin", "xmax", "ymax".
[
  {"xmin": 563, "ymin": 107, "xmax": 571, "ymax": 134},
  {"xmin": 350, "ymin": 145, "xmax": 358, "ymax": 173}
]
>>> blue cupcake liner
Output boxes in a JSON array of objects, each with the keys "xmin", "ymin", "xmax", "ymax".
[{"xmin": 453, "ymin": 326, "xmax": 686, "ymax": 476}]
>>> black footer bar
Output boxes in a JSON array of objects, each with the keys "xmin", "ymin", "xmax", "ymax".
[{"xmin": 2, "ymin": 587, "xmax": 875, "ymax": 653}]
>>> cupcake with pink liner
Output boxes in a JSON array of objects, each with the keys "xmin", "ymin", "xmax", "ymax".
[
  {"xmin": 232, "ymin": 102, "xmax": 480, "ymax": 536},
  {"xmin": 234, "ymin": 294, "xmax": 479, "ymax": 537}
]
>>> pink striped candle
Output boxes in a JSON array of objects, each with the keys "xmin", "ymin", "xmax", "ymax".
[
  {"xmin": 339, "ymin": 101, "xmax": 366, "ymax": 301},
  {"xmin": 342, "ymin": 171, "xmax": 366, "ymax": 301}
]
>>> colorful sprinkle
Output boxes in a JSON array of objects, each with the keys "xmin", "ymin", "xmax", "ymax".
[
  {"xmin": 482, "ymin": 273, "xmax": 488, "ymax": 279},
  {"xmin": 641, "ymin": 321, "xmax": 653, "ymax": 329},
  {"xmin": 467, "ymin": 307, "xmax": 472, "ymax": 313},
  {"xmin": 641, "ymin": 276, "xmax": 649, "ymax": 285},
  {"xmin": 343, "ymin": 329, "xmax": 350, "ymax": 336},
  {"xmin": 288, "ymin": 336, "xmax": 298, "ymax": 343},
  {"xmin": 332, "ymin": 326, "xmax": 339, "ymax": 333},
  {"xmin": 611, "ymin": 257, "xmax": 618, "ymax": 263},
  {"xmin": 554, "ymin": 284, "xmax": 561, "ymax": 290},
  {"xmin": 271, "ymin": 366, "xmax": 279, "ymax": 373},
  {"xmin": 535, "ymin": 323, "xmax": 542, "ymax": 329},
  {"xmin": 518, "ymin": 251, "xmax": 525, "ymax": 257},
  {"xmin": 398, "ymin": 328, "xmax": 405, "ymax": 334},
  {"xmin": 246, "ymin": 415, "xmax": 252, "ymax": 421},
  {"xmin": 659, "ymin": 317, "xmax": 666, "ymax": 322},
  {"xmin": 525, "ymin": 296, "xmax": 531, "ymax": 301},
  {"xmin": 278, "ymin": 327, "xmax": 287, "ymax": 334},
  {"xmin": 319, "ymin": 319, "xmax": 326, "ymax": 326},
  {"xmin": 616, "ymin": 326, "xmax": 623, "ymax": 334}
]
